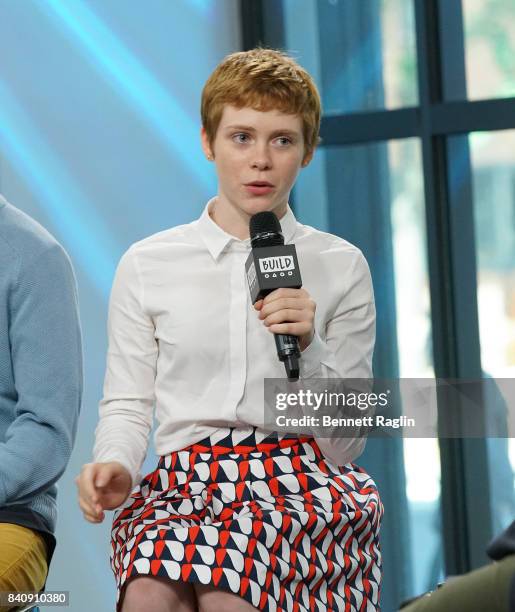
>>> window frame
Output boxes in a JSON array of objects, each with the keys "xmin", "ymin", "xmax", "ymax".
[{"xmin": 241, "ymin": 0, "xmax": 515, "ymax": 588}]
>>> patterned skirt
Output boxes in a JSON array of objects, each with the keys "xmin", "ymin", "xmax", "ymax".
[{"xmin": 110, "ymin": 426, "xmax": 383, "ymax": 611}]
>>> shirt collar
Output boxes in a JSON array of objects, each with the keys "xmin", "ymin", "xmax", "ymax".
[{"xmin": 197, "ymin": 196, "xmax": 298, "ymax": 261}]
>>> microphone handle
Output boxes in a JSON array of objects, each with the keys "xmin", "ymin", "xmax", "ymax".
[{"xmin": 274, "ymin": 333, "xmax": 300, "ymax": 381}]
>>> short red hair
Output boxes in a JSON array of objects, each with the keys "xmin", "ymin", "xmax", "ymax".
[{"xmin": 201, "ymin": 47, "xmax": 322, "ymax": 160}]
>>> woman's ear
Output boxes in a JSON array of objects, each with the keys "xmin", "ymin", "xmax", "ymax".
[
  {"xmin": 301, "ymin": 148, "xmax": 315, "ymax": 168},
  {"xmin": 200, "ymin": 126, "xmax": 214, "ymax": 160}
]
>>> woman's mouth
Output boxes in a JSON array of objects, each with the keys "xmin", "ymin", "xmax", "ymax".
[{"xmin": 244, "ymin": 182, "xmax": 275, "ymax": 196}]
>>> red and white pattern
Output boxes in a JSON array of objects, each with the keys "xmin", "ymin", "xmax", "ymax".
[{"xmin": 110, "ymin": 427, "xmax": 383, "ymax": 611}]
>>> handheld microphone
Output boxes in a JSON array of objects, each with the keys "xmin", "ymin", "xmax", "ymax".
[{"xmin": 245, "ymin": 211, "xmax": 302, "ymax": 381}]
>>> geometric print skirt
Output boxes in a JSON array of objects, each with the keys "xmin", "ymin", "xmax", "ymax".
[{"xmin": 110, "ymin": 426, "xmax": 383, "ymax": 611}]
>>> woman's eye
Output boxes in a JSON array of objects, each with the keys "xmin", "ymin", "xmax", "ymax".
[
  {"xmin": 233, "ymin": 132, "xmax": 292, "ymax": 146},
  {"xmin": 233, "ymin": 133, "xmax": 249, "ymax": 143}
]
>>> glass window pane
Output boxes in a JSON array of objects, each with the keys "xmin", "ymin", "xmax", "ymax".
[
  {"xmin": 294, "ymin": 138, "xmax": 443, "ymax": 606},
  {"xmin": 281, "ymin": 0, "xmax": 419, "ymax": 114},
  {"xmin": 463, "ymin": 0, "xmax": 515, "ymax": 100},
  {"xmin": 389, "ymin": 139, "xmax": 443, "ymax": 599},
  {"xmin": 469, "ymin": 129, "xmax": 515, "ymax": 533}
]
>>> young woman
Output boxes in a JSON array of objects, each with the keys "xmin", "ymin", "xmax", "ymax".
[{"xmin": 76, "ymin": 48, "xmax": 383, "ymax": 612}]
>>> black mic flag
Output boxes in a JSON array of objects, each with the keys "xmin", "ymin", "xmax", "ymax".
[{"xmin": 245, "ymin": 211, "xmax": 302, "ymax": 381}]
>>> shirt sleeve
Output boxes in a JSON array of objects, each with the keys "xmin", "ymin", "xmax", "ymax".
[
  {"xmin": 92, "ymin": 248, "xmax": 157, "ymax": 489},
  {"xmin": 0, "ymin": 244, "xmax": 83, "ymax": 507},
  {"xmin": 298, "ymin": 249, "xmax": 376, "ymax": 467}
]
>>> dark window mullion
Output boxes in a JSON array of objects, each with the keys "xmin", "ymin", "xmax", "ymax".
[
  {"xmin": 240, "ymin": 0, "xmax": 265, "ymax": 50},
  {"xmin": 432, "ymin": 98, "xmax": 515, "ymax": 134},
  {"xmin": 437, "ymin": 0, "xmax": 493, "ymax": 571},
  {"xmin": 415, "ymin": 0, "xmax": 474, "ymax": 576},
  {"xmin": 320, "ymin": 108, "xmax": 419, "ymax": 145},
  {"xmin": 319, "ymin": 98, "xmax": 515, "ymax": 148}
]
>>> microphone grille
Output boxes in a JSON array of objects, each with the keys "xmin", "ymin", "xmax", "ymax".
[{"xmin": 249, "ymin": 211, "xmax": 282, "ymax": 239}]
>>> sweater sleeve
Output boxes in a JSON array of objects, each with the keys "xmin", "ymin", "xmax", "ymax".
[
  {"xmin": 92, "ymin": 248, "xmax": 157, "ymax": 489},
  {"xmin": 0, "ymin": 244, "xmax": 83, "ymax": 506},
  {"xmin": 298, "ymin": 249, "xmax": 376, "ymax": 467}
]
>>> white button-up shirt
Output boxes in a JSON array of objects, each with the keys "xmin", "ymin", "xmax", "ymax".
[{"xmin": 93, "ymin": 198, "xmax": 376, "ymax": 487}]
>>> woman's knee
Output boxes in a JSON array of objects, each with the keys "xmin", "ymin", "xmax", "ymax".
[
  {"xmin": 121, "ymin": 575, "xmax": 196, "ymax": 612},
  {"xmin": 194, "ymin": 583, "xmax": 258, "ymax": 612}
]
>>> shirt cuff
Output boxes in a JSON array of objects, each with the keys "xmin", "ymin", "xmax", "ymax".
[{"xmin": 315, "ymin": 436, "xmax": 367, "ymax": 467}]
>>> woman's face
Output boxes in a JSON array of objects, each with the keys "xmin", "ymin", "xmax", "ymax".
[{"xmin": 201, "ymin": 104, "xmax": 312, "ymax": 222}]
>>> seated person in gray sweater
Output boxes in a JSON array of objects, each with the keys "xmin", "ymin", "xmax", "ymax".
[{"xmin": 0, "ymin": 195, "xmax": 82, "ymax": 601}]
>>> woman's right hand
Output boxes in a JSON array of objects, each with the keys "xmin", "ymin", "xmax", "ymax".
[{"xmin": 75, "ymin": 462, "xmax": 133, "ymax": 523}]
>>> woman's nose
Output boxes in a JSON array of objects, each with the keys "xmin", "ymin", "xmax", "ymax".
[{"xmin": 250, "ymin": 145, "xmax": 272, "ymax": 170}]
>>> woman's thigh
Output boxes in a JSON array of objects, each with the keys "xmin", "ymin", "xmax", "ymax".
[
  {"xmin": 193, "ymin": 583, "xmax": 259, "ymax": 612},
  {"xmin": 120, "ymin": 575, "xmax": 197, "ymax": 612},
  {"xmin": 0, "ymin": 523, "xmax": 48, "ymax": 593}
]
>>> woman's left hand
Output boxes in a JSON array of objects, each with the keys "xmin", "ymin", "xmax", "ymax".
[{"xmin": 254, "ymin": 287, "xmax": 316, "ymax": 352}]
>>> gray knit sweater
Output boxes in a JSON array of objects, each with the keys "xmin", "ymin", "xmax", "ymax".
[{"xmin": 0, "ymin": 195, "xmax": 83, "ymax": 566}]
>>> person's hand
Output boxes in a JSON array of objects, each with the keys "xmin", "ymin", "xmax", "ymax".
[
  {"xmin": 254, "ymin": 287, "xmax": 316, "ymax": 351},
  {"xmin": 75, "ymin": 462, "xmax": 132, "ymax": 524}
]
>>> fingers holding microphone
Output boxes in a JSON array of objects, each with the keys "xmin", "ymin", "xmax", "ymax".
[{"xmin": 255, "ymin": 287, "xmax": 316, "ymax": 351}]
